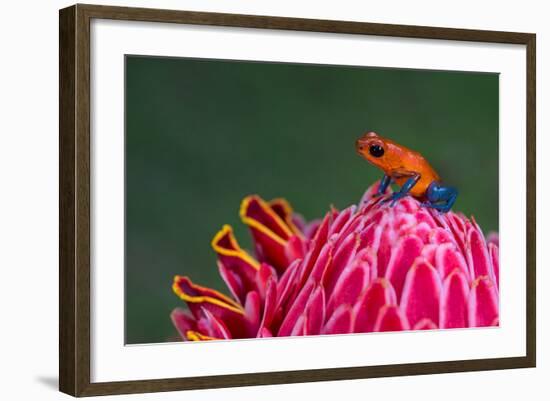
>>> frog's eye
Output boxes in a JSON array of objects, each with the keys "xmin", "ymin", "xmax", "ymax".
[{"xmin": 369, "ymin": 144, "xmax": 384, "ymax": 158}]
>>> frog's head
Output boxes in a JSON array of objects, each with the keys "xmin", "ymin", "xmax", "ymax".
[{"xmin": 356, "ymin": 131, "xmax": 389, "ymax": 169}]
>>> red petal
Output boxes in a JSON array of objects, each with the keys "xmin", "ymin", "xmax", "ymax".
[
  {"xmin": 212, "ymin": 225, "xmax": 260, "ymax": 304},
  {"xmin": 170, "ymin": 308, "xmax": 197, "ymax": 340},
  {"xmin": 322, "ymin": 305, "xmax": 353, "ymax": 334},
  {"xmin": 200, "ymin": 309, "xmax": 232, "ymax": 339},
  {"xmin": 374, "ymin": 305, "xmax": 410, "ymax": 332},
  {"xmin": 268, "ymin": 197, "xmax": 304, "ymax": 237},
  {"xmin": 468, "ymin": 276, "xmax": 499, "ymax": 327},
  {"xmin": 172, "ymin": 276, "xmax": 247, "ymax": 337},
  {"xmin": 240, "ymin": 195, "xmax": 293, "ymax": 272},
  {"xmin": 385, "ymin": 235, "xmax": 423, "ymax": 301},
  {"xmin": 353, "ymin": 278, "xmax": 397, "ymax": 332},
  {"xmin": 440, "ymin": 270, "xmax": 469, "ymax": 329},
  {"xmin": 400, "ymin": 259, "xmax": 442, "ymax": 328}
]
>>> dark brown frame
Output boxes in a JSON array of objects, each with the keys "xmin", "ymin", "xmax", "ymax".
[{"xmin": 59, "ymin": 3, "xmax": 536, "ymax": 397}]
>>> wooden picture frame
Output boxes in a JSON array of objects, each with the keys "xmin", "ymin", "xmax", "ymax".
[{"xmin": 59, "ymin": 3, "xmax": 536, "ymax": 397}]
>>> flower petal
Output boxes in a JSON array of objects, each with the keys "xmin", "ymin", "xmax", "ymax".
[
  {"xmin": 172, "ymin": 276, "xmax": 248, "ymax": 337},
  {"xmin": 435, "ymin": 242, "xmax": 470, "ymax": 280},
  {"xmin": 467, "ymin": 227, "xmax": 492, "ymax": 280},
  {"xmin": 269, "ymin": 197, "xmax": 305, "ymax": 237},
  {"xmin": 277, "ymin": 281, "xmax": 315, "ymax": 337},
  {"xmin": 186, "ymin": 331, "xmax": 219, "ymax": 341},
  {"xmin": 240, "ymin": 195, "xmax": 294, "ymax": 271},
  {"xmin": 400, "ymin": 259, "xmax": 442, "ymax": 328},
  {"xmin": 374, "ymin": 305, "xmax": 410, "ymax": 332},
  {"xmin": 468, "ymin": 276, "xmax": 499, "ymax": 327},
  {"xmin": 322, "ymin": 304, "xmax": 353, "ymax": 334},
  {"xmin": 353, "ymin": 278, "xmax": 397, "ymax": 333},
  {"xmin": 303, "ymin": 285, "xmax": 326, "ymax": 336},
  {"xmin": 489, "ymin": 243, "xmax": 499, "ymax": 289},
  {"xmin": 440, "ymin": 270, "xmax": 469, "ymax": 329},
  {"xmin": 323, "ymin": 232, "xmax": 359, "ymax": 296},
  {"xmin": 413, "ymin": 318, "xmax": 437, "ymax": 330},
  {"xmin": 326, "ymin": 261, "xmax": 369, "ymax": 318},
  {"xmin": 199, "ymin": 308, "xmax": 232, "ymax": 339},
  {"xmin": 212, "ymin": 225, "xmax": 260, "ymax": 304},
  {"xmin": 170, "ymin": 308, "xmax": 197, "ymax": 340},
  {"xmin": 385, "ymin": 235, "xmax": 424, "ymax": 301}
]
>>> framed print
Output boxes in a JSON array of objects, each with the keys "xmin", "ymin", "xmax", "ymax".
[{"xmin": 59, "ymin": 4, "xmax": 536, "ymax": 397}]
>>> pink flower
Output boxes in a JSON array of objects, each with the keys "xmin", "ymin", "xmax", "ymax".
[{"xmin": 171, "ymin": 182, "xmax": 499, "ymax": 341}]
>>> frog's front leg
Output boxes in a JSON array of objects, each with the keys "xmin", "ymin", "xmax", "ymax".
[
  {"xmin": 383, "ymin": 174, "xmax": 420, "ymax": 207},
  {"xmin": 375, "ymin": 174, "xmax": 392, "ymax": 197},
  {"xmin": 422, "ymin": 182, "xmax": 458, "ymax": 213}
]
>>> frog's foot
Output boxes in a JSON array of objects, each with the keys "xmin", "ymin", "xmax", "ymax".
[
  {"xmin": 424, "ymin": 182, "xmax": 458, "ymax": 213},
  {"xmin": 382, "ymin": 191, "xmax": 408, "ymax": 207}
]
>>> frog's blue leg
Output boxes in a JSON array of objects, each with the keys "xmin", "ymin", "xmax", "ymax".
[
  {"xmin": 422, "ymin": 182, "xmax": 458, "ymax": 213},
  {"xmin": 383, "ymin": 174, "xmax": 420, "ymax": 207},
  {"xmin": 376, "ymin": 174, "xmax": 392, "ymax": 196}
]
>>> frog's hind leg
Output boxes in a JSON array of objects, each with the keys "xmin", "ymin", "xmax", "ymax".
[{"xmin": 422, "ymin": 182, "xmax": 458, "ymax": 213}]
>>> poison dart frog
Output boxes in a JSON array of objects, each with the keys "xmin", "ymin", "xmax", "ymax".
[{"xmin": 355, "ymin": 131, "xmax": 457, "ymax": 213}]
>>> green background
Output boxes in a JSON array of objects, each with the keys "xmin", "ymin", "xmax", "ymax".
[{"xmin": 125, "ymin": 55, "xmax": 499, "ymax": 344}]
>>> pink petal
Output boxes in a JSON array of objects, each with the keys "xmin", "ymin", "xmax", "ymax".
[
  {"xmin": 400, "ymin": 259, "xmax": 442, "ymax": 328},
  {"xmin": 323, "ymin": 232, "xmax": 358, "ymax": 296},
  {"xmin": 275, "ymin": 259, "xmax": 301, "ymax": 311},
  {"xmin": 376, "ymin": 227, "xmax": 393, "ymax": 277},
  {"xmin": 277, "ymin": 281, "xmax": 315, "ymax": 337},
  {"xmin": 467, "ymin": 227, "xmax": 492, "ymax": 280},
  {"xmin": 322, "ymin": 304, "xmax": 353, "ymax": 334},
  {"xmin": 353, "ymin": 278, "xmax": 397, "ymax": 333},
  {"xmin": 259, "ymin": 327, "xmax": 272, "ymax": 337},
  {"xmin": 244, "ymin": 291, "xmax": 261, "ymax": 334},
  {"xmin": 486, "ymin": 232, "xmax": 499, "ymax": 247},
  {"xmin": 489, "ymin": 243, "xmax": 499, "ymax": 289},
  {"xmin": 411, "ymin": 222, "xmax": 432, "ymax": 243},
  {"xmin": 326, "ymin": 262, "xmax": 369, "ymax": 318},
  {"xmin": 303, "ymin": 285, "xmax": 326, "ymax": 336},
  {"xmin": 374, "ymin": 305, "xmax": 410, "ymax": 332},
  {"xmin": 440, "ymin": 270, "xmax": 469, "ymax": 329},
  {"xmin": 468, "ymin": 276, "xmax": 499, "ymax": 327},
  {"xmin": 413, "ymin": 318, "xmax": 438, "ymax": 330},
  {"xmin": 258, "ymin": 278, "xmax": 278, "ymax": 333},
  {"xmin": 429, "ymin": 228, "xmax": 454, "ymax": 244},
  {"xmin": 309, "ymin": 241, "xmax": 334, "ymax": 283},
  {"xmin": 385, "ymin": 235, "xmax": 424, "ymax": 301},
  {"xmin": 435, "ymin": 243, "xmax": 470, "ymax": 280},
  {"xmin": 421, "ymin": 243, "xmax": 438, "ymax": 267},
  {"xmin": 329, "ymin": 205, "xmax": 356, "ymax": 237},
  {"xmin": 285, "ymin": 235, "xmax": 307, "ymax": 262}
]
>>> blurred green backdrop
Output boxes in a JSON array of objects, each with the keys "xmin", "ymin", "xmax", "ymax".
[{"xmin": 125, "ymin": 55, "xmax": 498, "ymax": 344}]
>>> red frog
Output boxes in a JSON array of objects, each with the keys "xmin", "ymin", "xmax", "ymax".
[{"xmin": 356, "ymin": 131, "xmax": 457, "ymax": 213}]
